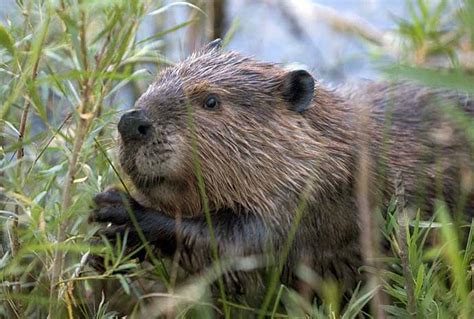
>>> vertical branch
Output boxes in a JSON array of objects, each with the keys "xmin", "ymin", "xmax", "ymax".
[
  {"xmin": 48, "ymin": 7, "xmax": 94, "ymax": 315},
  {"xmin": 48, "ymin": 107, "xmax": 91, "ymax": 316},
  {"xmin": 471, "ymin": 264, "xmax": 474, "ymax": 293},
  {"xmin": 208, "ymin": 0, "xmax": 226, "ymax": 40},
  {"xmin": 187, "ymin": 0, "xmax": 206, "ymax": 53},
  {"xmin": 9, "ymin": 101, "xmax": 30, "ymax": 316},
  {"xmin": 9, "ymin": 21, "xmax": 44, "ymax": 316},
  {"xmin": 356, "ymin": 110, "xmax": 387, "ymax": 319},
  {"xmin": 48, "ymin": 6, "xmax": 140, "ymax": 313},
  {"xmin": 395, "ymin": 172, "xmax": 417, "ymax": 316}
]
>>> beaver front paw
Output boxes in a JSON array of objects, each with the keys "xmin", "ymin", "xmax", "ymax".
[
  {"xmin": 88, "ymin": 188, "xmax": 150, "ymax": 271},
  {"xmin": 88, "ymin": 187, "xmax": 177, "ymax": 272}
]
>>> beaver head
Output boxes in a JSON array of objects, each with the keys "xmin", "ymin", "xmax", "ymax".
[{"xmin": 117, "ymin": 40, "xmax": 349, "ymax": 218}]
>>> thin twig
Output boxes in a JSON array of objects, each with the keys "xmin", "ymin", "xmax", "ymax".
[
  {"xmin": 395, "ymin": 171, "xmax": 417, "ymax": 316},
  {"xmin": 207, "ymin": 0, "xmax": 226, "ymax": 40},
  {"xmin": 356, "ymin": 108, "xmax": 387, "ymax": 319},
  {"xmin": 49, "ymin": 7, "xmax": 94, "ymax": 316},
  {"xmin": 10, "ymin": 23, "xmax": 44, "ymax": 316}
]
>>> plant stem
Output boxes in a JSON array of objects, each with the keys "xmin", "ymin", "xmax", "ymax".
[
  {"xmin": 356, "ymin": 111, "xmax": 387, "ymax": 319},
  {"xmin": 48, "ymin": 6, "xmax": 94, "ymax": 315},
  {"xmin": 10, "ymin": 23, "xmax": 43, "ymax": 316},
  {"xmin": 395, "ymin": 172, "xmax": 417, "ymax": 316},
  {"xmin": 48, "ymin": 116, "xmax": 90, "ymax": 316}
]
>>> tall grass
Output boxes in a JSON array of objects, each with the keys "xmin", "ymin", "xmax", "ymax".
[
  {"xmin": 0, "ymin": 0, "xmax": 473, "ymax": 318},
  {"xmin": 0, "ymin": 0, "xmax": 192, "ymax": 317}
]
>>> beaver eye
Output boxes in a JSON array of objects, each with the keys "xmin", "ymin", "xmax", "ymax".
[{"xmin": 203, "ymin": 95, "xmax": 219, "ymax": 110}]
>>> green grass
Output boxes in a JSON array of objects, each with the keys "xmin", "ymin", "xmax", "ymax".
[{"xmin": 1, "ymin": 0, "xmax": 473, "ymax": 318}]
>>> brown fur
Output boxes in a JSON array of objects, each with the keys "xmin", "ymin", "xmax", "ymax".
[{"xmin": 113, "ymin": 45, "xmax": 473, "ymax": 297}]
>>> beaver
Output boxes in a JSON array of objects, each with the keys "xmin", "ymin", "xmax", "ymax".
[{"xmin": 90, "ymin": 39, "xmax": 474, "ymax": 299}]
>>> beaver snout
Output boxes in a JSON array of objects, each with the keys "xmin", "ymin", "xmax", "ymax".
[{"xmin": 118, "ymin": 110, "xmax": 152, "ymax": 141}]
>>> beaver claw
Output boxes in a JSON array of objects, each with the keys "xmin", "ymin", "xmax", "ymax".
[
  {"xmin": 88, "ymin": 188, "xmax": 176, "ymax": 271},
  {"xmin": 89, "ymin": 188, "xmax": 133, "ymax": 222},
  {"xmin": 88, "ymin": 188, "xmax": 150, "ymax": 269}
]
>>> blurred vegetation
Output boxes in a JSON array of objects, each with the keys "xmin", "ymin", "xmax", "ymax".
[{"xmin": 0, "ymin": 0, "xmax": 473, "ymax": 318}]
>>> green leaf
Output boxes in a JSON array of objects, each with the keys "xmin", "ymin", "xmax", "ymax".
[
  {"xmin": 342, "ymin": 285, "xmax": 378, "ymax": 319},
  {"xmin": 136, "ymin": 19, "xmax": 198, "ymax": 46},
  {"xmin": 384, "ymin": 305, "xmax": 411, "ymax": 317},
  {"xmin": 415, "ymin": 263, "xmax": 425, "ymax": 298},
  {"xmin": 39, "ymin": 162, "xmax": 67, "ymax": 176},
  {"xmin": 384, "ymin": 64, "xmax": 474, "ymax": 95},
  {"xmin": 117, "ymin": 274, "xmax": 131, "ymax": 295},
  {"xmin": 0, "ymin": 23, "xmax": 15, "ymax": 56},
  {"xmin": 1, "ymin": 15, "xmax": 50, "ymax": 119}
]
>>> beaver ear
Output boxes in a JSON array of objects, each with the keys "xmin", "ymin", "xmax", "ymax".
[
  {"xmin": 203, "ymin": 38, "xmax": 223, "ymax": 52},
  {"xmin": 281, "ymin": 70, "xmax": 315, "ymax": 113}
]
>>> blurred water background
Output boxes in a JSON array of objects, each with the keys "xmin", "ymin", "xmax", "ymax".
[
  {"xmin": 226, "ymin": 0, "xmax": 405, "ymax": 82},
  {"xmin": 0, "ymin": 0, "xmax": 422, "ymax": 109},
  {"xmin": 0, "ymin": 0, "xmax": 407, "ymax": 80},
  {"xmin": 162, "ymin": 0, "xmax": 405, "ymax": 82}
]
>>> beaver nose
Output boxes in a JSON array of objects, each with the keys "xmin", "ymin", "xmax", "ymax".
[{"xmin": 118, "ymin": 110, "xmax": 152, "ymax": 141}]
